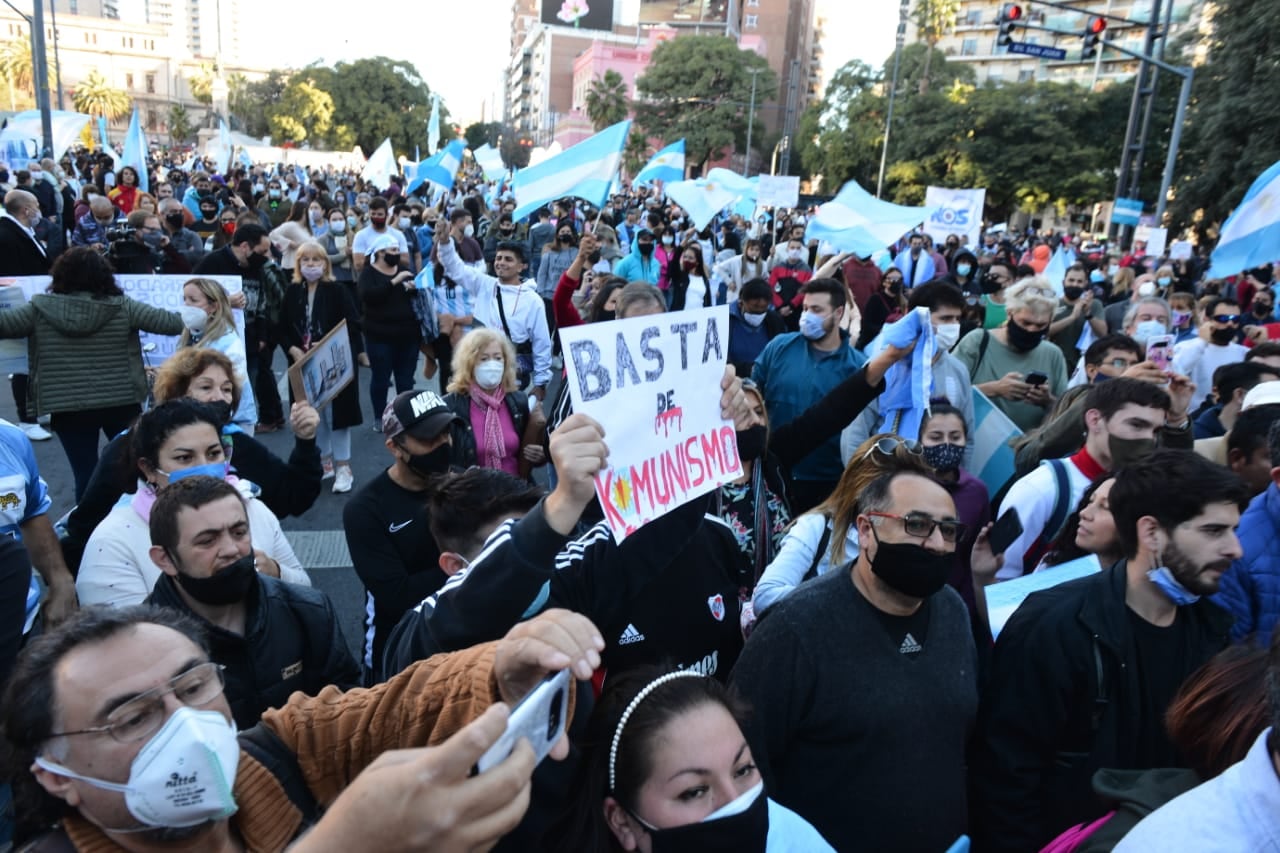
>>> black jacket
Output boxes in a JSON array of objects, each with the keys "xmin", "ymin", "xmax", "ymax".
[
  {"xmin": 146, "ymin": 572, "xmax": 360, "ymax": 729},
  {"xmin": 442, "ymin": 389, "xmax": 530, "ymax": 471},
  {"xmin": 282, "ymin": 282, "xmax": 365, "ymax": 430},
  {"xmin": 970, "ymin": 562, "xmax": 1233, "ymax": 853},
  {"xmin": 357, "ymin": 264, "xmax": 422, "ymax": 344},
  {"xmin": 667, "ymin": 265, "xmax": 713, "ymax": 312},
  {"xmin": 0, "ymin": 216, "xmax": 50, "ymax": 275}
]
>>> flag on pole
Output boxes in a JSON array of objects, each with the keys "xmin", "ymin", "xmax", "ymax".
[
  {"xmin": 633, "ymin": 139, "xmax": 685, "ymax": 185},
  {"xmin": 361, "ymin": 137, "xmax": 398, "ymax": 189},
  {"xmin": 426, "ymin": 93, "xmax": 442, "ymax": 155},
  {"xmin": 663, "ymin": 178, "xmax": 738, "ymax": 232},
  {"xmin": 237, "ymin": 147, "xmax": 253, "ymax": 171},
  {"xmin": 473, "ymin": 144, "xmax": 506, "ymax": 182},
  {"xmin": 212, "ymin": 119, "xmax": 233, "ymax": 175},
  {"xmin": 407, "ymin": 139, "xmax": 466, "ymax": 194},
  {"xmin": 98, "ymin": 117, "xmax": 121, "ymax": 169},
  {"xmin": 805, "ymin": 180, "xmax": 938, "ymax": 259},
  {"xmin": 512, "ymin": 120, "xmax": 630, "ymax": 221},
  {"xmin": 969, "ymin": 388, "xmax": 1023, "ymax": 497},
  {"xmin": 1208, "ymin": 159, "xmax": 1280, "ymax": 278},
  {"xmin": 121, "ymin": 108, "xmax": 150, "ymax": 194},
  {"xmin": 1043, "ymin": 246, "xmax": 1069, "ymax": 296}
]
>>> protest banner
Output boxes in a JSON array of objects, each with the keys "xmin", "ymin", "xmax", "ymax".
[
  {"xmin": 0, "ymin": 286, "xmax": 29, "ymax": 373},
  {"xmin": 559, "ymin": 305, "xmax": 739, "ymax": 543},
  {"xmin": 288, "ymin": 320, "xmax": 355, "ymax": 410},
  {"xmin": 1133, "ymin": 225, "xmax": 1168, "ymax": 258},
  {"xmin": 756, "ymin": 175, "xmax": 800, "ymax": 209},
  {"xmin": 985, "ymin": 554, "xmax": 1101, "ymax": 639},
  {"xmin": 925, "ymin": 186, "xmax": 986, "ymax": 248},
  {"xmin": 1169, "ymin": 240, "xmax": 1193, "ymax": 261},
  {"xmin": 970, "ymin": 387, "xmax": 1023, "ymax": 497}
]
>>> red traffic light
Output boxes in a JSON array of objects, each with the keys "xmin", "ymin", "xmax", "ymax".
[
  {"xmin": 1002, "ymin": 3, "xmax": 1023, "ymax": 20},
  {"xmin": 1088, "ymin": 16, "xmax": 1107, "ymax": 34}
]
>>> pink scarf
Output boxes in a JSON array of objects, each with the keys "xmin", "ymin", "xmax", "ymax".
[{"xmin": 470, "ymin": 385, "xmax": 509, "ymax": 470}]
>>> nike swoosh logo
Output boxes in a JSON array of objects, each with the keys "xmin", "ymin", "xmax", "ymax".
[{"xmin": 388, "ymin": 520, "xmax": 413, "ymax": 533}]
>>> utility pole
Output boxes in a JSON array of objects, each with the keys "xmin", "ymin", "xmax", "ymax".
[
  {"xmin": 29, "ymin": 0, "xmax": 52, "ymax": 156},
  {"xmin": 876, "ymin": 0, "xmax": 909, "ymax": 199},
  {"xmin": 742, "ymin": 67, "xmax": 761, "ymax": 177},
  {"xmin": 48, "ymin": 0, "xmax": 63, "ymax": 110}
]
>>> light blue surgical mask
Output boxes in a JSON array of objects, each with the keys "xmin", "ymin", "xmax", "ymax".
[
  {"xmin": 1147, "ymin": 565, "xmax": 1200, "ymax": 606},
  {"xmin": 799, "ymin": 310, "xmax": 826, "ymax": 340},
  {"xmin": 1090, "ymin": 270, "xmax": 1106, "ymax": 284},
  {"xmin": 1157, "ymin": 276, "xmax": 1171, "ymax": 287},
  {"xmin": 161, "ymin": 461, "xmax": 228, "ymax": 484},
  {"xmin": 956, "ymin": 263, "xmax": 972, "ymax": 276},
  {"xmin": 1132, "ymin": 319, "xmax": 1168, "ymax": 345}
]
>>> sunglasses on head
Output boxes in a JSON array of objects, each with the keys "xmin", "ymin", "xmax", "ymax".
[{"xmin": 862, "ymin": 436, "xmax": 924, "ymax": 461}]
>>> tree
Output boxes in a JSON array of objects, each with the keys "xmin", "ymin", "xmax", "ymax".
[
  {"xmin": 914, "ymin": 0, "xmax": 960, "ymax": 93},
  {"xmin": 0, "ymin": 36, "xmax": 54, "ymax": 112},
  {"xmin": 464, "ymin": 121, "xmax": 503, "ymax": 151},
  {"xmin": 797, "ymin": 59, "xmax": 885, "ymax": 189},
  {"xmin": 633, "ymin": 35, "xmax": 776, "ymax": 173},
  {"xmin": 585, "ymin": 69, "xmax": 629, "ymax": 131},
  {"xmin": 267, "ymin": 78, "xmax": 335, "ymax": 145},
  {"xmin": 72, "ymin": 69, "xmax": 130, "ymax": 122},
  {"xmin": 188, "ymin": 62, "xmax": 216, "ymax": 106},
  {"xmin": 308, "ymin": 57, "xmax": 443, "ymax": 156},
  {"xmin": 168, "ymin": 103, "xmax": 193, "ymax": 144},
  {"xmin": 623, "ymin": 129, "xmax": 650, "ymax": 177},
  {"xmin": 230, "ymin": 71, "xmax": 288, "ymax": 139},
  {"xmin": 1170, "ymin": 0, "xmax": 1280, "ymax": 235},
  {"xmin": 501, "ymin": 133, "xmax": 533, "ymax": 169}
]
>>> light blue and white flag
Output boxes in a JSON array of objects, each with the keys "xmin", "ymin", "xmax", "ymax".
[
  {"xmin": 294, "ymin": 164, "xmax": 307, "ymax": 186},
  {"xmin": 237, "ymin": 147, "xmax": 253, "ymax": 171},
  {"xmin": 1043, "ymin": 246, "xmax": 1069, "ymax": 296},
  {"xmin": 98, "ymin": 117, "xmax": 120, "ymax": 169},
  {"xmin": 407, "ymin": 139, "xmax": 466, "ymax": 194},
  {"xmin": 970, "ymin": 388, "xmax": 1023, "ymax": 497},
  {"xmin": 212, "ymin": 118, "xmax": 233, "ymax": 175},
  {"xmin": 924, "ymin": 186, "xmax": 985, "ymax": 248},
  {"xmin": 512, "ymin": 120, "xmax": 630, "ymax": 221},
  {"xmin": 361, "ymin": 137, "xmax": 398, "ymax": 189},
  {"xmin": 806, "ymin": 180, "xmax": 938, "ymax": 259},
  {"xmin": 1208, "ymin": 159, "xmax": 1280, "ymax": 278},
  {"xmin": 664, "ymin": 178, "xmax": 738, "ymax": 232},
  {"xmin": 633, "ymin": 139, "xmax": 684, "ymax": 185},
  {"xmin": 473, "ymin": 143, "xmax": 506, "ymax": 182},
  {"xmin": 426, "ymin": 93, "xmax": 442, "ymax": 156},
  {"xmin": 121, "ymin": 108, "xmax": 150, "ymax": 193}
]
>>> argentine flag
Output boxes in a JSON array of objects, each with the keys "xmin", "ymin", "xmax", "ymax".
[
  {"xmin": 512, "ymin": 120, "xmax": 630, "ymax": 221},
  {"xmin": 407, "ymin": 140, "xmax": 466, "ymax": 194},
  {"xmin": 120, "ymin": 108, "xmax": 150, "ymax": 193},
  {"xmin": 805, "ymin": 180, "xmax": 938, "ymax": 259},
  {"xmin": 633, "ymin": 139, "xmax": 685, "ymax": 185},
  {"xmin": 664, "ymin": 178, "xmax": 737, "ymax": 232},
  {"xmin": 1208, "ymin": 159, "xmax": 1280, "ymax": 278}
]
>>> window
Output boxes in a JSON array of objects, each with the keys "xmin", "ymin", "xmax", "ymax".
[
  {"xmin": 745, "ymin": 14, "xmax": 757, "ymax": 27},
  {"xmin": 146, "ymin": 73, "xmax": 155, "ymax": 94},
  {"xmin": 961, "ymin": 38, "xmax": 978, "ymax": 56},
  {"xmin": 747, "ymin": 0, "xmax": 759, "ymax": 5},
  {"xmin": 964, "ymin": 9, "xmax": 983, "ymax": 25},
  {"xmin": 146, "ymin": 109, "xmax": 157, "ymax": 131},
  {"xmin": 126, "ymin": 73, "xmax": 135, "ymax": 90},
  {"xmin": 1018, "ymin": 68, "xmax": 1036, "ymax": 82}
]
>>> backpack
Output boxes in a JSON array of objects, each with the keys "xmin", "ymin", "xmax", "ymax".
[
  {"xmin": 802, "ymin": 522, "xmax": 833, "ymax": 582},
  {"xmin": 997, "ymin": 458, "xmax": 1073, "ymax": 576}
]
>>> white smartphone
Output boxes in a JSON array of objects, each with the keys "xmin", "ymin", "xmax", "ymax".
[
  {"xmin": 474, "ymin": 669, "xmax": 570, "ymax": 774},
  {"xmin": 1146, "ymin": 334, "xmax": 1176, "ymax": 372}
]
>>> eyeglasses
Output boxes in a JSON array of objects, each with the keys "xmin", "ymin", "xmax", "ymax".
[
  {"xmin": 862, "ymin": 436, "xmax": 923, "ymax": 461},
  {"xmin": 47, "ymin": 662, "xmax": 226, "ymax": 744},
  {"xmin": 867, "ymin": 511, "xmax": 966, "ymax": 543},
  {"xmin": 1103, "ymin": 358, "xmax": 1137, "ymax": 370},
  {"xmin": 1213, "ymin": 314, "xmax": 1241, "ymax": 324}
]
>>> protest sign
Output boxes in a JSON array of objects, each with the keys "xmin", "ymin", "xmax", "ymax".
[
  {"xmin": 559, "ymin": 305, "xmax": 738, "ymax": 543},
  {"xmin": 985, "ymin": 554, "xmax": 1101, "ymax": 639},
  {"xmin": 1133, "ymin": 225, "xmax": 1168, "ymax": 258},
  {"xmin": 756, "ymin": 175, "xmax": 800, "ymax": 209},
  {"xmin": 1169, "ymin": 240, "xmax": 1193, "ymax": 261},
  {"xmin": 925, "ymin": 186, "xmax": 986, "ymax": 248},
  {"xmin": 0, "ymin": 286, "xmax": 30, "ymax": 373},
  {"xmin": 288, "ymin": 320, "xmax": 355, "ymax": 410}
]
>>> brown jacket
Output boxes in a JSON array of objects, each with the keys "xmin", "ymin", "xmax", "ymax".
[{"xmin": 60, "ymin": 641, "xmax": 512, "ymax": 852}]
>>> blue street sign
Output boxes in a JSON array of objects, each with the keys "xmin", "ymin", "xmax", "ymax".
[
  {"xmin": 1008, "ymin": 42, "xmax": 1068, "ymax": 60},
  {"xmin": 1112, "ymin": 197, "xmax": 1144, "ymax": 226}
]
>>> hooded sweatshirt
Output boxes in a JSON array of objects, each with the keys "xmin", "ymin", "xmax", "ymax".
[{"xmin": 613, "ymin": 230, "xmax": 662, "ymax": 285}]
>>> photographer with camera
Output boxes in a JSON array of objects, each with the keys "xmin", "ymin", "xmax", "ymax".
[{"xmin": 108, "ymin": 211, "xmax": 192, "ymax": 275}]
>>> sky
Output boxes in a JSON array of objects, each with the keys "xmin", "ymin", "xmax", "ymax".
[{"xmin": 244, "ymin": 0, "xmax": 900, "ymax": 128}]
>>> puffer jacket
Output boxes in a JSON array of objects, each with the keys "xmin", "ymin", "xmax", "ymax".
[
  {"xmin": 0, "ymin": 292, "xmax": 183, "ymax": 414},
  {"xmin": 1216, "ymin": 484, "xmax": 1280, "ymax": 641},
  {"xmin": 443, "ymin": 389, "xmax": 531, "ymax": 470}
]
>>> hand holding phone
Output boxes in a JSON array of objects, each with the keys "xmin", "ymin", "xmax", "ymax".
[
  {"xmin": 1024, "ymin": 370, "xmax": 1049, "ymax": 387},
  {"xmin": 475, "ymin": 669, "xmax": 570, "ymax": 774},
  {"xmin": 1145, "ymin": 334, "xmax": 1176, "ymax": 372},
  {"xmin": 987, "ymin": 508, "xmax": 1024, "ymax": 557}
]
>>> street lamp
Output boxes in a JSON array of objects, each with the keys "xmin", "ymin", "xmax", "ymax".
[
  {"xmin": 743, "ymin": 67, "xmax": 762, "ymax": 177},
  {"xmin": 876, "ymin": 0, "xmax": 910, "ymax": 199}
]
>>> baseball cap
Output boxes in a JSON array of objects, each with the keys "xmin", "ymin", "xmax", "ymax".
[
  {"xmin": 382, "ymin": 390, "xmax": 460, "ymax": 440},
  {"xmin": 1242, "ymin": 380, "xmax": 1280, "ymax": 411},
  {"xmin": 365, "ymin": 232, "xmax": 400, "ymax": 257}
]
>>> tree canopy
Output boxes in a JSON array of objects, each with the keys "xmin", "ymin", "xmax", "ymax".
[{"xmin": 585, "ymin": 69, "xmax": 629, "ymax": 131}]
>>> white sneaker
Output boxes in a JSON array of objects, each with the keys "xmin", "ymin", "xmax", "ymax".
[
  {"xmin": 332, "ymin": 467, "xmax": 354, "ymax": 494},
  {"xmin": 36, "ymin": 414, "xmax": 50, "ymax": 426},
  {"xmin": 21, "ymin": 422, "xmax": 51, "ymax": 441}
]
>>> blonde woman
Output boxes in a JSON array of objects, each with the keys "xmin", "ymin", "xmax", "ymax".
[
  {"xmin": 442, "ymin": 328, "xmax": 546, "ymax": 478},
  {"xmin": 180, "ymin": 277, "xmax": 258, "ymax": 432},
  {"xmin": 953, "ymin": 277, "xmax": 1068, "ymax": 431},
  {"xmin": 283, "ymin": 241, "xmax": 364, "ymax": 492}
]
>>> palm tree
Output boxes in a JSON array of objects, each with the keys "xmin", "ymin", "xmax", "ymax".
[
  {"xmin": 623, "ymin": 129, "xmax": 649, "ymax": 178},
  {"xmin": 914, "ymin": 0, "xmax": 959, "ymax": 93},
  {"xmin": 72, "ymin": 69, "xmax": 131, "ymax": 122},
  {"xmin": 0, "ymin": 36, "xmax": 53, "ymax": 112},
  {"xmin": 585, "ymin": 70, "xmax": 630, "ymax": 131},
  {"xmin": 168, "ymin": 103, "xmax": 192, "ymax": 144},
  {"xmin": 188, "ymin": 62, "xmax": 217, "ymax": 106}
]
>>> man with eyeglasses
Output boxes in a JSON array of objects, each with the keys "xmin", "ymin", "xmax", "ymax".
[
  {"xmin": 2, "ymin": 601, "xmax": 606, "ymax": 849},
  {"xmin": 973, "ymin": 450, "xmax": 1244, "ymax": 853},
  {"xmin": 142, "ymin": 476, "xmax": 358, "ymax": 728},
  {"xmin": 1174, "ymin": 296, "xmax": 1250, "ymax": 411},
  {"xmin": 730, "ymin": 469, "xmax": 978, "ymax": 852}
]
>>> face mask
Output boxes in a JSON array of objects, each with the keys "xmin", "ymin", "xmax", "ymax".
[
  {"xmin": 798, "ymin": 310, "xmax": 826, "ymax": 341},
  {"xmin": 1108, "ymin": 265, "xmax": 1120, "ymax": 276},
  {"xmin": 220, "ymin": 221, "xmax": 235, "ymax": 235},
  {"xmin": 463, "ymin": 224, "xmax": 475, "ymax": 238},
  {"xmin": 248, "ymin": 252, "xmax": 268, "ymax": 270},
  {"xmin": 1090, "ymin": 270, "xmax": 1106, "ymax": 284},
  {"xmin": 1147, "ymin": 564, "xmax": 1200, "ymax": 606},
  {"xmin": 1130, "ymin": 319, "xmax": 1167, "ymax": 346},
  {"xmin": 638, "ymin": 242, "xmax": 654, "ymax": 256},
  {"xmin": 639, "ymin": 781, "xmax": 768, "ymax": 853},
  {"xmin": 1107, "ymin": 434, "xmax": 1156, "ymax": 470},
  {"xmin": 204, "ymin": 400, "xmax": 233, "ymax": 425},
  {"xmin": 787, "ymin": 249, "xmax": 803, "ymax": 262},
  {"xmin": 596, "ymin": 308, "xmax": 616, "ymax": 322},
  {"xmin": 35, "ymin": 707, "xmax": 239, "ymax": 829},
  {"xmin": 662, "ymin": 234, "xmax": 674, "ymax": 246},
  {"xmin": 398, "ymin": 217, "xmax": 411, "ymax": 229},
  {"xmin": 300, "ymin": 264, "xmax": 325, "ymax": 282},
  {"xmin": 161, "ymin": 461, "xmax": 228, "ymax": 484},
  {"xmin": 142, "ymin": 232, "xmax": 166, "ymax": 251},
  {"xmin": 382, "ymin": 252, "xmax": 401, "ymax": 267},
  {"xmin": 934, "ymin": 322, "xmax": 961, "ymax": 351},
  {"xmin": 474, "ymin": 360, "xmax": 505, "ymax": 389},
  {"xmin": 1255, "ymin": 304, "xmax": 1273, "ymax": 317},
  {"xmin": 1005, "ymin": 320, "xmax": 1045, "ymax": 352},
  {"xmin": 1211, "ymin": 327, "xmax": 1236, "ymax": 345},
  {"xmin": 165, "ymin": 212, "xmax": 185, "ymax": 228},
  {"xmin": 347, "ymin": 215, "xmax": 359, "ymax": 228},
  {"xmin": 868, "ymin": 528, "xmax": 952, "ymax": 598},
  {"xmin": 176, "ymin": 552, "xmax": 257, "ymax": 606},
  {"xmin": 1157, "ymin": 277, "xmax": 1171, "ymax": 287},
  {"xmin": 742, "ymin": 311, "xmax": 767, "ymax": 328},
  {"xmin": 405, "ymin": 442, "xmax": 451, "ymax": 478},
  {"xmin": 310, "ymin": 210, "xmax": 323, "ymax": 223},
  {"xmin": 0, "ymin": 170, "xmax": 8, "ymax": 182},
  {"xmin": 1063, "ymin": 286, "xmax": 1085, "ymax": 301},
  {"xmin": 1172, "ymin": 309, "xmax": 1191, "ymax": 327},
  {"xmin": 956, "ymin": 263, "xmax": 972, "ymax": 277},
  {"xmin": 681, "ymin": 259, "xmax": 696, "ymax": 272},
  {"xmin": 253, "ymin": 183, "xmax": 265, "ymax": 194},
  {"xmin": 329, "ymin": 220, "xmax": 346, "ymax": 234},
  {"xmin": 923, "ymin": 442, "xmax": 965, "ymax": 473}
]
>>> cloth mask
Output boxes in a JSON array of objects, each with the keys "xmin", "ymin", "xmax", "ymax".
[
  {"xmin": 1210, "ymin": 327, "xmax": 1237, "ymax": 345},
  {"xmin": 1064, "ymin": 286, "xmax": 1085, "ymax": 301},
  {"xmin": 742, "ymin": 312, "xmax": 767, "ymax": 328},
  {"xmin": 406, "ymin": 443, "xmax": 451, "ymax": 478},
  {"xmin": 35, "ymin": 707, "xmax": 239, "ymax": 829},
  {"xmin": 1005, "ymin": 321, "xmax": 1045, "ymax": 352},
  {"xmin": 177, "ymin": 552, "xmax": 257, "ymax": 606},
  {"xmin": 934, "ymin": 322, "xmax": 961, "ymax": 350},
  {"xmin": 162, "ymin": 461, "xmax": 228, "ymax": 484},
  {"xmin": 639, "ymin": 781, "xmax": 768, "ymax": 853},
  {"xmin": 300, "ymin": 265, "xmax": 325, "ymax": 282},
  {"xmin": 922, "ymin": 442, "xmax": 965, "ymax": 473},
  {"xmin": 798, "ymin": 311, "xmax": 826, "ymax": 341},
  {"xmin": 1108, "ymin": 434, "xmax": 1156, "ymax": 470},
  {"xmin": 1171, "ymin": 310, "xmax": 1191, "ymax": 327},
  {"xmin": 475, "ymin": 361, "xmax": 505, "ymax": 390},
  {"xmin": 868, "ymin": 528, "xmax": 952, "ymax": 598}
]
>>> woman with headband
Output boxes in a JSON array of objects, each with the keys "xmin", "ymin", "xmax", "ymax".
[{"xmin": 547, "ymin": 667, "xmax": 833, "ymax": 851}]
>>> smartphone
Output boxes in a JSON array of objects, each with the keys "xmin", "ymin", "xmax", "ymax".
[
  {"xmin": 1146, "ymin": 334, "xmax": 1176, "ymax": 372},
  {"xmin": 1025, "ymin": 370, "xmax": 1049, "ymax": 386},
  {"xmin": 474, "ymin": 669, "xmax": 570, "ymax": 774},
  {"xmin": 987, "ymin": 508, "xmax": 1024, "ymax": 556}
]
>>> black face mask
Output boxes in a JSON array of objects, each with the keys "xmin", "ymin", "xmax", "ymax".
[
  {"xmin": 165, "ymin": 212, "xmax": 185, "ymax": 228},
  {"xmin": 868, "ymin": 529, "xmax": 952, "ymax": 599},
  {"xmin": 247, "ymin": 252, "xmax": 268, "ymax": 270},
  {"xmin": 639, "ymin": 783, "xmax": 769, "ymax": 853},
  {"xmin": 588, "ymin": 250, "xmax": 602, "ymax": 264},
  {"xmin": 0, "ymin": 170, "xmax": 10, "ymax": 182},
  {"xmin": 1005, "ymin": 320, "xmax": 1045, "ymax": 352},
  {"xmin": 383, "ymin": 253, "xmax": 402, "ymax": 267},
  {"xmin": 404, "ymin": 442, "xmax": 451, "ymax": 478},
  {"xmin": 1254, "ymin": 305, "xmax": 1273, "ymax": 318},
  {"xmin": 205, "ymin": 400, "xmax": 233, "ymax": 426},
  {"xmin": 735, "ymin": 424, "xmax": 768, "ymax": 463},
  {"xmin": 981, "ymin": 274, "xmax": 1004, "ymax": 294},
  {"xmin": 638, "ymin": 242, "xmax": 654, "ymax": 256},
  {"xmin": 1063, "ymin": 286, "xmax": 1085, "ymax": 301},
  {"xmin": 1211, "ymin": 327, "xmax": 1237, "ymax": 345},
  {"xmin": 175, "ymin": 552, "xmax": 257, "ymax": 606},
  {"xmin": 596, "ymin": 308, "xmax": 616, "ymax": 322}
]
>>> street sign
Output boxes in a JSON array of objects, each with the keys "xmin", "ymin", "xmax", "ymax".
[
  {"xmin": 1112, "ymin": 197, "xmax": 1144, "ymax": 226},
  {"xmin": 1007, "ymin": 42, "xmax": 1068, "ymax": 60}
]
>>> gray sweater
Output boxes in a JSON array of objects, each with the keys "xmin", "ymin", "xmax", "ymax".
[{"xmin": 730, "ymin": 567, "xmax": 978, "ymax": 852}]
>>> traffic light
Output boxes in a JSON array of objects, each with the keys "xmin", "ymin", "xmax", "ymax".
[
  {"xmin": 1082, "ymin": 16, "xmax": 1106, "ymax": 59},
  {"xmin": 997, "ymin": 4, "xmax": 1022, "ymax": 47}
]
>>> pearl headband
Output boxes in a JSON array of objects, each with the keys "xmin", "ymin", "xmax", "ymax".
[{"xmin": 608, "ymin": 670, "xmax": 703, "ymax": 793}]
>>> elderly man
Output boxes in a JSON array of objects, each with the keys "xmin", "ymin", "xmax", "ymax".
[{"xmin": 69, "ymin": 196, "xmax": 118, "ymax": 251}]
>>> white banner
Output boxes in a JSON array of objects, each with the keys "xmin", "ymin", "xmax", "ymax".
[
  {"xmin": 559, "ymin": 305, "xmax": 739, "ymax": 543},
  {"xmin": 1133, "ymin": 225, "xmax": 1168, "ymax": 259},
  {"xmin": 756, "ymin": 175, "xmax": 800, "ymax": 209},
  {"xmin": 924, "ymin": 186, "xmax": 986, "ymax": 249}
]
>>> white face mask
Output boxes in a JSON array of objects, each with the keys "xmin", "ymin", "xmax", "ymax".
[
  {"xmin": 329, "ymin": 220, "xmax": 346, "ymax": 234},
  {"xmin": 474, "ymin": 360, "xmax": 505, "ymax": 389},
  {"xmin": 300, "ymin": 264, "xmax": 325, "ymax": 282},
  {"xmin": 398, "ymin": 217, "xmax": 411, "ymax": 230},
  {"xmin": 36, "ymin": 707, "xmax": 239, "ymax": 829},
  {"xmin": 1132, "ymin": 319, "xmax": 1167, "ymax": 345},
  {"xmin": 463, "ymin": 224, "xmax": 475, "ymax": 238},
  {"xmin": 742, "ymin": 311, "xmax": 767, "ymax": 328},
  {"xmin": 934, "ymin": 322, "xmax": 961, "ymax": 350}
]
